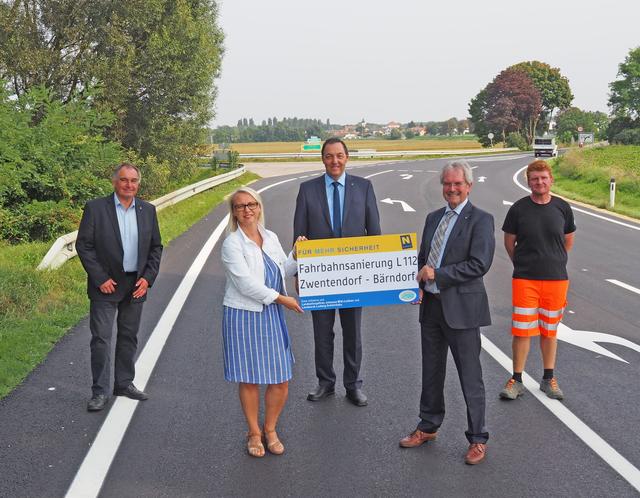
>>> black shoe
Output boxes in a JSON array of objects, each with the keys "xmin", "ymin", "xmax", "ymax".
[
  {"xmin": 87, "ymin": 394, "xmax": 109, "ymax": 411},
  {"xmin": 307, "ymin": 385, "xmax": 335, "ymax": 401},
  {"xmin": 346, "ymin": 388, "xmax": 368, "ymax": 407},
  {"xmin": 113, "ymin": 383, "xmax": 149, "ymax": 401}
]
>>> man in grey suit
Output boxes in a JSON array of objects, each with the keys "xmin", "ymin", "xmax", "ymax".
[
  {"xmin": 77, "ymin": 163, "xmax": 162, "ymax": 411},
  {"xmin": 399, "ymin": 160, "xmax": 494, "ymax": 465},
  {"xmin": 293, "ymin": 138, "xmax": 381, "ymax": 406}
]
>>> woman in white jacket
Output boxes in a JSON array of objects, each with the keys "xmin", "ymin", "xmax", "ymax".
[{"xmin": 221, "ymin": 187, "xmax": 303, "ymax": 458}]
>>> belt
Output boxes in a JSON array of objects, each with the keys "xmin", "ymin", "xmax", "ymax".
[
  {"xmin": 425, "ymin": 292, "xmax": 441, "ymax": 301},
  {"xmin": 125, "ymin": 271, "xmax": 138, "ymax": 276}
]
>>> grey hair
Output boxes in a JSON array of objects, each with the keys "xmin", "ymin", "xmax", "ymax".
[
  {"xmin": 226, "ymin": 187, "xmax": 265, "ymax": 232},
  {"xmin": 112, "ymin": 162, "xmax": 141, "ymax": 182},
  {"xmin": 440, "ymin": 160, "xmax": 473, "ymax": 185}
]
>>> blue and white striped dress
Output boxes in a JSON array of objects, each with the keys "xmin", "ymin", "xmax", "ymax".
[{"xmin": 222, "ymin": 252, "xmax": 294, "ymax": 384}]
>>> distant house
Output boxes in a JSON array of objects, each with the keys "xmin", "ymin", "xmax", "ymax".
[{"xmin": 343, "ymin": 133, "xmax": 359, "ymax": 140}]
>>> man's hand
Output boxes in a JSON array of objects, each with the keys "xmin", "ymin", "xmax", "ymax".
[
  {"xmin": 417, "ymin": 265, "xmax": 435, "ymax": 283},
  {"xmin": 99, "ymin": 278, "xmax": 117, "ymax": 294},
  {"xmin": 411, "ymin": 288, "xmax": 424, "ymax": 305},
  {"xmin": 132, "ymin": 277, "xmax": 149, "ymax": 299}
]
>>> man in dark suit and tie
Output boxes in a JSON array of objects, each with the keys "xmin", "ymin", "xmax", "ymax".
[
  {"xmin": 293, "ymin": 138, "xmax": 381, "ymax": 406},
  {"xmin": 399, "ymin": 160, "xmax": 495, "ymax": 465},
  {"xmin": 77, "ymin": 163, "xmax": 163, "ymax": 411}
]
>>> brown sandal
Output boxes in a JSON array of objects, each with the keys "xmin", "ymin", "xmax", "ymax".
[
  {"xmin": 246, "ymin": 432, "xmax": 265, "ymax": 458},
  {"xmin": 263, "ymin": 428, "xmax": 285, "ymax": 455}
]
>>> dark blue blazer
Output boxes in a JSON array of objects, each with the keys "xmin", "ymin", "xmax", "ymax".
[
  {"xmin": 76, "ymin": 195, "xmax": 163, "ymax": 302},
  {"xmin": 418, "ymin": 201, "xmax": 495, "ymax": 329},
  {"xmin": 293, "ymin": 173, "xmax": 381, "ymax": 240}
]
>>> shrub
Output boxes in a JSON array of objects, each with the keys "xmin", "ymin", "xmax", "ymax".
[
  {"xmin": 612, "ymin": 128, "xmax": 640, "ymax": 145},
  {"xmin": 505, "ymin": 132, "xmax": 528, "ymax": 150}
]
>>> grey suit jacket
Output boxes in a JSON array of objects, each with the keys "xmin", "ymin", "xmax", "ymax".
[
  {"xmin": 418, "ymin": 201, "xmax": 495, "ymax": 329},
  {"xmin": 76, "ymin": 195, "xmax": 163, "ymax": 302},
  {"xmin": 293, "ymin": 173, "xmax": 381, "ymax": 240}
]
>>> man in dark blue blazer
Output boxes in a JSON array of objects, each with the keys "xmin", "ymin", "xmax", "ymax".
[
  {"xmin": 293, "ymin": 138, "xmax": 381, "ymax": 406},
  {"xmin": 77, "ymin": 163, "xmax": 162, "ymax": 411},
  {"xmin": 399, "ymin": 160, "xmax": 494, "ymax": 465}
]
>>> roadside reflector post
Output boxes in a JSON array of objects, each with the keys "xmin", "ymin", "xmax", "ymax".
[{"xmin": 609, "ymin": 177, "xmax": 616, "ymax": 209}]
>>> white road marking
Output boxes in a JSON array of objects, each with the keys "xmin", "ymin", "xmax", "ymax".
[
  {"xmin": 66, "ymin": 177, "xmax": 298, "ymax": 498},
  {"xmin": 380, "ymin": 198, "xmax": 416, "ymax": 212},
  {"xmin": 481, "ymin": 334, "xmax": 640, "ymax": 492},
  {"xmin": 400, "ymin": 174, "xmax": 413, "ymax": 180},
  {"xmin": 557, "ymin": 322, "xmax": 640, "ymax": 363},
  {"xmin": 468, "ymin": 154, "xmax": 530, "ymax": 162},
  {"xmin": 364, "ymin": 169, "xmax": 393, "ymax": 179},
  {"xmin": 607, "ymin": 279, "xmax": 640, "ymax": 296},
  {"xmin": 478, "ymin": 176, "xmax": 487, "ymax": 182},
  {"xmin": 502, "ymin": 200, "xmax": 513, "ymax": 206},
  {"xmin": 513, "ymin": 165, "xmax": 640, "ymax": 231}
]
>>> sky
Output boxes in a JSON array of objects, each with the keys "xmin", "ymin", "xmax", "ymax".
[{"xmin": 211, "ymin": 0, "xmax": 640, "ymax": 127}]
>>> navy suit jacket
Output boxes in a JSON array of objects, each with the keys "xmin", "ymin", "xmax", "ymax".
[
  {"xmin": 76, "ymin": 195, "xmax": 163, "ymax": 302},
  {"xmin": 418, "ymin": 201, "xmax": 495, "ymax": 329},
  {"xmin": 293, "ymin": 173, "xmax": 381, "ymax": 240}
]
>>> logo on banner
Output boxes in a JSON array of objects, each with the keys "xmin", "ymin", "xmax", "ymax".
[
  {"xmin": 400, "ymin": 234, "xmax": 413, "ymax": 249},
  {"xmin": 399, "ymin": 290, "xmax": 418, "ymax": 302}
]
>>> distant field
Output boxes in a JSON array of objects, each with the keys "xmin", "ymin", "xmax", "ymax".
[{"xmin": 227, "ymin": 137, "xmax": 483, "ymax": 154}]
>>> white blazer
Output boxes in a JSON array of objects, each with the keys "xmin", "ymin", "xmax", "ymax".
[{"xmin": 221, "ymin": 224, "xmax": 297, "ymax": 312}]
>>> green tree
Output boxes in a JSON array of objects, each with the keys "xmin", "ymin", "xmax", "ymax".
[
  {"xmin": 609, "ymin": 46, "xmax": 640, "ymax": 119},
  {"xmin": 555, "ymin": 107, "xmax": 595, "ymax": 139},
  {"xmin": 509, "ymin": 61, "xmax": 573, "ymax": 124},
  {"xmin": 0, "ymin": 0, "xmax": 224, "ymax": 177}
]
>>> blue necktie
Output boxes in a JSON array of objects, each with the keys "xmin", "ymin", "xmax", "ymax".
[{"xmin": 332, "ymin": 181, "xmax": 342, "ymax": 237}]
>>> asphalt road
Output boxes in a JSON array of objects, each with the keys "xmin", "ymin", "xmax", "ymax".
[{"xmin": 1, "ymin": 153, "xmax": 639, "ymax": 497}]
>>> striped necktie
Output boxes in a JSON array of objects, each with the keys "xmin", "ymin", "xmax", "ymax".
[{"xmin": 427, "ymin": 210, "xmax": 456, "ymax": 268}]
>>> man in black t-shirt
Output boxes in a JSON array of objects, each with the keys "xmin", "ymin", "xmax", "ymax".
[{"xmin": 500, "ymin": 160, "xmax": 576, "ymax": 401}]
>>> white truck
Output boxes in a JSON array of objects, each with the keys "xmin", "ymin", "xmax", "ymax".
[{"xmin": 532, "ymin": 137, "xmax": 558, "ymax": 157}]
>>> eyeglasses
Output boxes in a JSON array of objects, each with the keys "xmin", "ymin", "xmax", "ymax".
[
  {"xmin": 233, "ymin": 202, "xmax": 260, "ymax": 211},
  {"xmin": 442, "ymin": 182, "xmax": 467, "ymax": 188}
]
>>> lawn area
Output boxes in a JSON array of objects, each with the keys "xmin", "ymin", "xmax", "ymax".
[
  {"xmin": 552, "ymin": 145, "xmax": 640, "ymax": 219},
  {"xmin": 0, "ymin": 171, "xmax": 259, "ymax": 399},
  {"xmin": 227, "ymin": 136, "xmax": 484, "ymax": 154}
]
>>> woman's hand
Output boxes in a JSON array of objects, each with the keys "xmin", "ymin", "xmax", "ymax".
[
  {"xmin": 276, "ymin": 294, "xmax": 304, "ymax": 313},
  {"xmin": 292, "ymin": 235, "xmax": 307, "ymax": 261}
]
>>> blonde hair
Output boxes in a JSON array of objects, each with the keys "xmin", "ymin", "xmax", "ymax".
[{"xmin": 226, "ymin": 187, "xmax": 265, "ymax": 232}]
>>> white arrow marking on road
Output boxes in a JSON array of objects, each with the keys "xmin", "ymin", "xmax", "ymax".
[
  {"xmin": 380, "ymin": 198, "xmax": 416, "ymax": 212},
  {"xmin": 400, "ymin": 174, "xmax": 413, "ymax": 180},
  {"xmin": 478, "ymin": 176, "xmax": 487, "ymax": 182},
  {"xmin": 607, "ymin": 279, "xmax": 640, "ymax": 296},
  {"xmin": 481, "ymin": 334, "xmax": 640, "ymax": 492},
  {"xmin": 557, "ymin": 322, "xmax": 640, "ymax": 364}
]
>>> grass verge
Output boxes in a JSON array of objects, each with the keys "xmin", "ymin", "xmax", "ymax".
[
  {"xmin": 0, "ymin": 171, "xmax": 259, "ymax": 399},
  {"xmin": 552, "ymin": 145, "xmax": 640, "ymax": 219}
]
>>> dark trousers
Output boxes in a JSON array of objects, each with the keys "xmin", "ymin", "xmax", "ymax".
[
  {"xmin": 418, "ymin": 296, "xmax": 488, "ymax": 443},
  {"xmin": 89, "ymin": 276, "xmax": 144, "ymax": 395},
  {"xmin": 311, "ymin": 307, "xmax": 362, "ymax": 390}
]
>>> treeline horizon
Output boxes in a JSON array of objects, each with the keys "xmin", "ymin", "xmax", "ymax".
[{"xmin": 210, "ymin": 116, "xmax": 473, "ymax": 143}]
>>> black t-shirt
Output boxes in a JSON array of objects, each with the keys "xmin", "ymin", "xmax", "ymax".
[{"xmin": 502, "ymin": 196, "xmax": 576, "ymax": 280}]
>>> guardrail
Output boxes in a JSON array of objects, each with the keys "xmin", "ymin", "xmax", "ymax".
[
  {"xmin": 37, "ymin": 166, "xmax": 246, "ymax": 271},
  {"xmin": 239, "ymin": 148, "xmax": 517, "ymax": 159}
]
